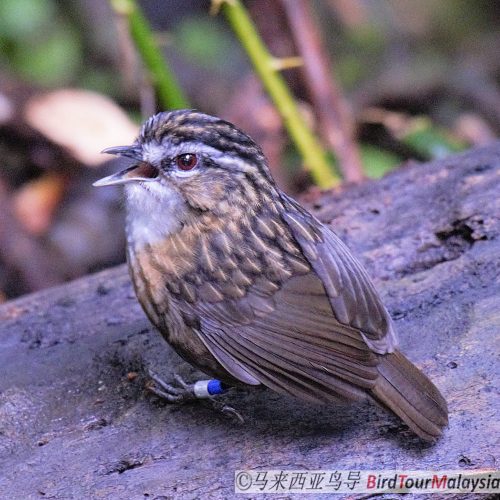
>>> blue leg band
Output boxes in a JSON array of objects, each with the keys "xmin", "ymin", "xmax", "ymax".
[
  {"xmin": 193, "ymin": 379, "xmax": 227, "ymax": 398},
  {"xmin": 207, "ymin": 379, "xmax": 225, "ymax": 395}
]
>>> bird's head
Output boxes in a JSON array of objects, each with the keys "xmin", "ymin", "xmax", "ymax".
[{"xmin": 94, "ymin": 110, "xmax": 276, "ymax": 221}]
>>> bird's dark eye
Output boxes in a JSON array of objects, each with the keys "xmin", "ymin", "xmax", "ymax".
[{"xmin": 176, "ymin": 153, "xmax": 198, "ymax": 171}]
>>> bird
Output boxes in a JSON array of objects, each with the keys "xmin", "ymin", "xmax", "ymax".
[{"xmin": 94, "ymin": 109, "xmax": 448, "ymax": 442}]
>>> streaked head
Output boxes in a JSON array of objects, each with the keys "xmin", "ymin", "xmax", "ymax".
[{"xmin": 94, "ymin": 110, "xmax": 276, "ymax": 215}]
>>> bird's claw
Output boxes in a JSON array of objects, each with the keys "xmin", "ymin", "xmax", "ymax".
[
  {"xmin": 147, "ymin": 370, "xmax": 196, "ymax": 403},
  {"xmin": 216, "ymin": 402, "xmax": 245, "ymax": 424}
]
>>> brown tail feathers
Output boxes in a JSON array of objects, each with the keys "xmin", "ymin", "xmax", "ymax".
[{"xmin": 371, "ymin": 350, "xmax": 448, "ymax": 442}]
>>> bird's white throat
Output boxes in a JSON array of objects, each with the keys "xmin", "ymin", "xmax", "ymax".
[{"xmin": 125, "ymin": 182, "xmax": 186, "ymax": 248}]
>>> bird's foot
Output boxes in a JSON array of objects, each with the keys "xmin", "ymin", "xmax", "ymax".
[
  {"xmin": 147, "ymin": 371, "xmax": 199, "ymax": 403},
  {"xmin": 208, "ymin": 399, "xmax": 245, "ymax": 424},
  {"xmin": 146, "ymin": 370, "xmax": 244, "ymax": 423}
]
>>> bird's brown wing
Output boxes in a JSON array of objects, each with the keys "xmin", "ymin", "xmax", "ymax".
[
  {"xmin": 179, "ymin": 197, "xmax": 396, "ymax": 402},
  {"xmin": 188, "ymin": 271, "xmax": 379, "ymax": 403},
  {"xmin": 280, "ymin": 194, "xmax": 398, "ymax": 354}
]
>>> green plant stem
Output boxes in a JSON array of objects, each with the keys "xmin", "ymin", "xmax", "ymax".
[
  {"xmin": 219, "ymin": 0, "xmax": 339, "ymax": 187},
  {"xmin": 110, "ymin": 0, "xmax": 189, "ymax": 109}
]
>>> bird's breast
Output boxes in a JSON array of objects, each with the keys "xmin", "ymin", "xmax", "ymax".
[{"xmin": 126, "ymin": 225, "xmax": 246, "ymax": 382}]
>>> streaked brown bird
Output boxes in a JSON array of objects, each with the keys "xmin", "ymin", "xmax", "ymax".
[{"xmin": 95, "ymin": 109, "xmax": 448, "ymax": 441}]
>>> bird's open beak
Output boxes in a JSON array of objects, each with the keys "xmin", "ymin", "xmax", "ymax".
[{"xmin": 93, "ymin": 145, "xmax": 159, "ymax": 187}]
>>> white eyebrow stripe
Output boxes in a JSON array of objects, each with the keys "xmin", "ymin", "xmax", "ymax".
[
  {"xmin": 141, "ymin": 142, "xmax": 167, "ymax": 164},
  {"xmin": 142, "ymin": 140, "xmax": 255, "ymax": 174}
]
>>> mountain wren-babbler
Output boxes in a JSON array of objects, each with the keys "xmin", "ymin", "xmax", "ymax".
[{"xmin": 94, "ymin": 110, "xmax": 448, "ymax": 441}]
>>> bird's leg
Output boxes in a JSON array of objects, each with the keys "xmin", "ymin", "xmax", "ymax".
[
  {"xmin": 147, "ymin": 370, "xmax": 244, "ymax": 423},
  {"xmin": 147, "ymin": 370, "xmax": 227, "ymax": 402}
]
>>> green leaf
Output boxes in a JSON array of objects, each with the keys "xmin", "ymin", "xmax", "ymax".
[
  {"xmin": 401, "ymin": 118, "xmax": 467, "ymax": 160},
  {"xmin": 360, "ymin": 144, "xmax": 401, "ymax": 179}
]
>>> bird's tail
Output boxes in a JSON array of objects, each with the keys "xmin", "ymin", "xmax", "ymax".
[{"xmin": 370, "ymin": 350, "xmax": 448, "ymax": 442}]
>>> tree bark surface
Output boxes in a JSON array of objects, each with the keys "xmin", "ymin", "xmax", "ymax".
[{"xmin": 1, "ymin": 144, "xmax": 499, "ymax": 499}]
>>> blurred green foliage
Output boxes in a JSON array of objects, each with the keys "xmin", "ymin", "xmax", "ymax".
[
  {"xmin": 0, "ymin": 0, "xmax": 82, "ymax": 85},
  {"xmin": 175, "ymin": 17, "xmax": 236, "ymax": 70}
]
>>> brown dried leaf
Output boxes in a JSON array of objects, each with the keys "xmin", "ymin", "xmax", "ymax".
[
  {"xmin": 454, "ymin": 113, "xmax": 496, "ymax": 146},
  {"xmin": 24, "ymin": 89, "xmax": 139, "ymax": 167},
  {"xmin": 13, "ymin": 173, "xmax": 66, "ymax": 235}
]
